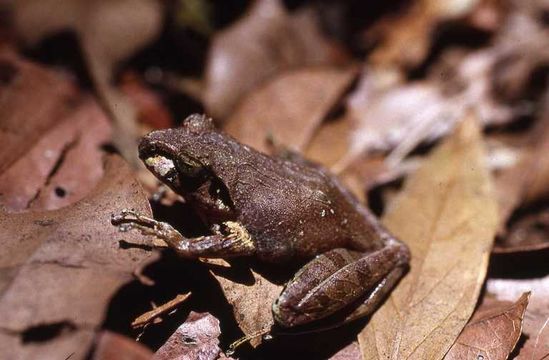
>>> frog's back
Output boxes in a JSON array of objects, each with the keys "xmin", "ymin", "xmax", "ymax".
[{"xmin": 227, "ymin": 152, "xmax": 384, "ymax": 262}]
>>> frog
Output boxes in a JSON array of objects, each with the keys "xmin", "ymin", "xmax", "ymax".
[{"xmin": 112, "ymin": 113, "xmax": 410, "ymax": 330}]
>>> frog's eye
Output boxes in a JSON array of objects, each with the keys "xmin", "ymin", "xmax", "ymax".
[{"xmin": 175, "ymin": 154, "xmax": 205, "ymax": 179}]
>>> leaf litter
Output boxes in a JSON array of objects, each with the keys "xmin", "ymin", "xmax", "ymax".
[{"xmin": 1, "ymin": 0, "xmax": 549, "ymax": 358}]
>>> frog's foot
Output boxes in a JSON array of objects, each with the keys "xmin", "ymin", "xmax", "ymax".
[
  {"xmin": 272, "ymin": 242, "xmax": 409, "ymax": 328},
  {"xmin": 167, "ymin": 221, "xmax": 256, "ymax": 258},
  {"xmin": 111, "ymin": 209, "xmax": 184, "ymax": 248},
  {"xmin": 112, "ymin": 209, "xmax": 159, "ymax": 230},
  {"xmin": 112, "ymin": 210, "xmax": 255, "ymax": 258}
]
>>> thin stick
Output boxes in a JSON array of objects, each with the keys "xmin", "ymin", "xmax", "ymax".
[{"xmin": 131, "ymin": 292, "xmax": 191, "ymax": 328}]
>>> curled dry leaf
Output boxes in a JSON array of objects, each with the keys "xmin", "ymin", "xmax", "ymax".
[
  {"xmin": 0, "ymin": 155, "xmax": 155, "ymax": 360},
  {"xmin": 153, "ymin": 311, "xmax": 231, "ymax": 360},
  {"xmin": 520, "ymin": 103, "xmax": 549, "ymax": 207},
  {"xmin": 358, "ymin": 115, "xmax": 499, "ymax": 359},
  {"xmin": 488, "ymin": 275, "xmax": 549, "ymax": 360},
  {"xmin": 0, "ymin": 97, "xmax": 111, "ymax": 212},
  {"xmin": 0, "ymin": 49, "xmax": 79, "ymax": 175},
  {"xmin": 497, "ymin": 207, "xmax": 549, "ymax": 253},
  {"xmin": 444, "ymin": 292, "xmax": 530, "ymax": 360},
  {"xmin": 93, "ymin": 331, "xmax": 153, "ymax": 360},
  {"xmin": 13, "ymin": 0, "xmax": 163, "ymax": 166},
  {"xmin": 225, "ymin": 66, "xmax": 357, "ymax": 154},
  {"xmin": 494, "ymin": 94, "xmax": 549, "ymax": 252},
  {"xmin": 204, "ymin": 0, "xmax": 342, "ymax": 119}
]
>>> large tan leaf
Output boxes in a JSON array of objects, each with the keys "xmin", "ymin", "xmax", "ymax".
[
  {"xmin": 211, "ymin": 267, "xmax": 281, "ymax": 348},
  {"xmin": 358, "ymin": 115, "xmax": 499, "ymax": 360}
]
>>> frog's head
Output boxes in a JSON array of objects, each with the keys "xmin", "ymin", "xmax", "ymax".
[
  {"xmin": 138, "ymin": 114, "xmax": 240, "ymax": 220},
  {"xmin": 138, "ymin": 114, "xmax": 220, "ymax": 193}
]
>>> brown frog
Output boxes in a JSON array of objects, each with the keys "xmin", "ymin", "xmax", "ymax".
[{"xmin": 112, "ymin": 114, "xmax": 410, "ymax": 329}]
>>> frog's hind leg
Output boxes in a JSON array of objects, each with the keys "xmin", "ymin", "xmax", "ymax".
[
  {"xmin": 112, "ymin": 210, "xmax": 255, "ymax": 258},
  {"xmin": 272, "ymin": 241, "xmax": 409, "ymax": 328}
]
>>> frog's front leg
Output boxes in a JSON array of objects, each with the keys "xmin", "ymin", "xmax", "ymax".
[
  {"xmin": 272, "ymin": 239, "xmax": 409, "ymax": 328},
  {"xmin": 112, "ymin": 209, "xmax": 255, "ymax": 258}
]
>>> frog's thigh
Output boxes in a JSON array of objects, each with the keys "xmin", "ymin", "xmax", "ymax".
[{"xmin": 272, "ymin": 245, "xmax": 406, "ymax": 328}]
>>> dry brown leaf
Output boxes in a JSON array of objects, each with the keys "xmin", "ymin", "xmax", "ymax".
[
  {"xmin": 211, "ymin": 267, "xmax": 281, "ymax": 348},
  {"xmin": 13, "ymin": 0, "xmax": 163, "ymax": 166},
  {"xmin": 366, "ymin": 0, "xmax": 485, "ymax": 69},
  {"xmin": 93, "ymin": 331, "xmax": 153, "ymax": 360},
  {"xmin": 444, "ymin": 293, "xmax": 529, "ymax": 360},
  {"xmin": 225, "ymin": 66, "xmax": 357, "ymax": 154},
  {"xmin": 329, "ymin": 342, "xmax": 361, "ymax": 360},
  {"xmin": 518, "ymin": 305, "xmax": 549, "ymax": 360},
  {"xmin": 0, "ymin": 155, "xmax": 155, "ymax": 359},
  {"xmin": 204, "ymin": 0, "xmax": 342, "ymax": 119},
  {"xmin": 0, "ymin": 49, "xmax": 79, "ymax": 175},
  {"xmin": 0, "ymin": 97, "xmax": 111, "ymax": 212},
  {"xmin": 358, "ymin": 115, "xmax": 499, "ymax": 360},
  {"xmin": 466, "ymin": 0, "xmax": 506, "ymax": 31},
  {"xmin": 488, "ymin": 276, "xmax": 549, "ymax": 360},
  {"xmin": 120, "ymin": 71, "xmax": 174, "ymax": 130},
  {"xmin": 153, "ymin": 311, "xmax": 231, "ymax": 360}
]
